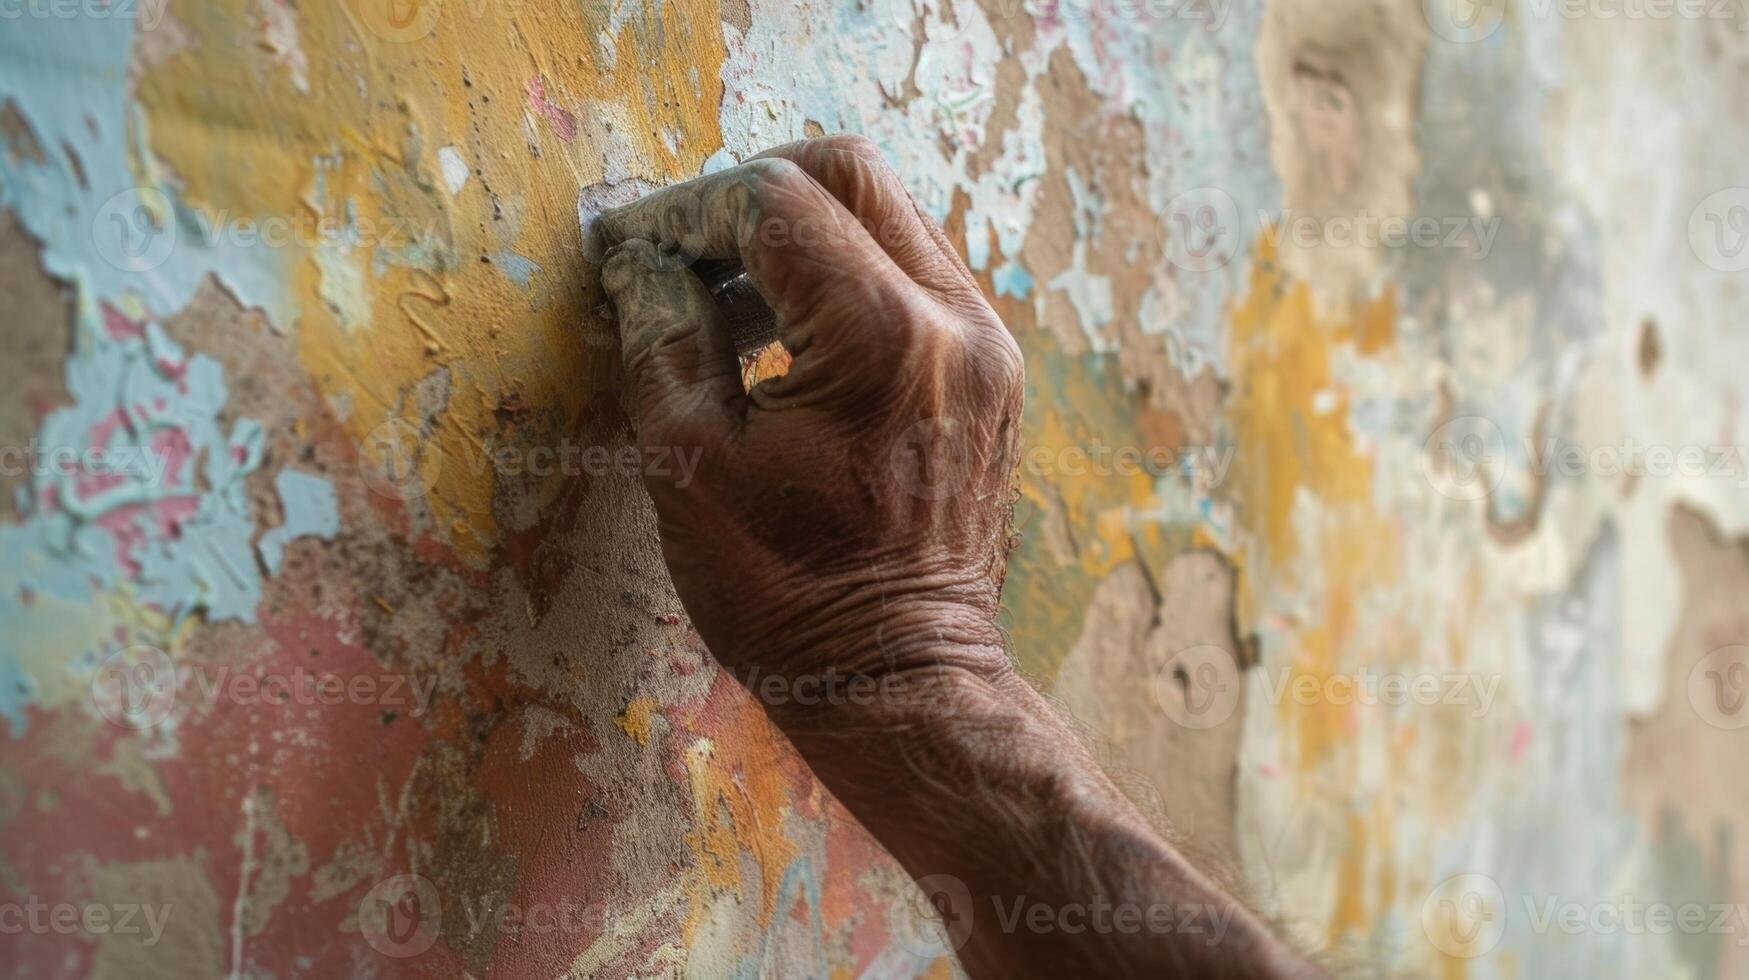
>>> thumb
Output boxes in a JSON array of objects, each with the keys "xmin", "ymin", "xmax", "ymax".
[{"xmin": 600, "ymin": 239, "xmax": 745, "ymax": 445}]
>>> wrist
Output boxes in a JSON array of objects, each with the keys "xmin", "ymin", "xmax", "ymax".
[
  {"xmin": 744, "ymin": 636, "xmax": 1019, "ymax": 741},
  {"xmin": 714, "ymin": 583, "xmax": 1010, "ymax": 684}
]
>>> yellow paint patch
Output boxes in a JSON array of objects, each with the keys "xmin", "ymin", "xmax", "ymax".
[
  {"xmin": 614, "ymin": 696, "xmax": 659, "ymax": 746},
  {"xmin": 1223, "ymin": 235, "xmax": 1422, "ymax": 947},
  {"xmin": 134, "ymin": 0, "xmax": 728, "ymax": 562},
  {"xmin": 1226, "ymin": 235, "xmax": 1382, "ymax": 583}
]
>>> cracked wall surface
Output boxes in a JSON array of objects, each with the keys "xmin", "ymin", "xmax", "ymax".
[{"xmin": 1, "ymin": 0, "xmax": 1746, "ymax": 976}]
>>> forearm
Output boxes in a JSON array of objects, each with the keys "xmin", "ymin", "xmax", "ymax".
[{"xmin": 773, "ymin": 654, "xmax": 1320, "ymax": 979}]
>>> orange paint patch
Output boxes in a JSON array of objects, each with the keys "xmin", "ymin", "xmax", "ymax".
[{"xmin": 678, "ymin": 687, "xmax": 802, "ymax": 941}]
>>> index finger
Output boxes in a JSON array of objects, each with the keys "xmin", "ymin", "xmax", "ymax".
[{"xmin": 595, "ymin": 159, "xmax": 913, "ymax": 347}]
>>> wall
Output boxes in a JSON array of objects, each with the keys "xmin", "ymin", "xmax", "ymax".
[{"xmin": 1, "ymin": 0, "xmax": 1746, "ymax": 976}]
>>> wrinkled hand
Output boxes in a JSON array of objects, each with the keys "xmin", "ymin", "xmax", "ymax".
[{"xmin": 594, "ymin": 136, "xmax": 1024, "ymax": 707}]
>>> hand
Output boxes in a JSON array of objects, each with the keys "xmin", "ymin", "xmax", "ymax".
[
  {"xmin": 595, "ymin": 135, "xmax": 1025, "ymax": 709},
  {"xmin": 595, "ymin": 139, "xmax": 1323, "ymax": 979}
]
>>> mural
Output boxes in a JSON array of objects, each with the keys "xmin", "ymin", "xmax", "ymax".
[{"xmin": 1, "ymin": 0, "xmax": 1746, "ymax": 975}]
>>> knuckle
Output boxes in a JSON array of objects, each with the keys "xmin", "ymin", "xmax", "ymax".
[
  {"xmin": 604, "ymin": 237, "xmax": 655, "ymax": 264},
  {"xmin": 820, "ymin": 133, "xmax": 887, "ymax": 171},
  {"xmin": 742, "ymin": 157, "xmax": 809, "ymax": 195},
  {"xmin": 595, "ymin": 207, "xmax": 630, "ymax": 245},
  {"xmin": 648, "ymin": 321, "xmax": 705, "ymax": 364},
  {"xmin": 628, "ymin": 321, "xmax": 696, "ymax": 371},
  {"xmin": 990, "ymin": 329, "xmax": 1025, "ymax": 391},
  {"xmin": 603, "ymin": 239, "xmax": 657, "ymax": 278},
  {"xmin": 962, "ymin": 324, "xmax": 1025, "ymax": 402}
]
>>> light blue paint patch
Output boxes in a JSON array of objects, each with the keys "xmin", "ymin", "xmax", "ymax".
[
  {"xmin": 993, "ymin": 260, "xmax": 1034, "ymax": 298},
  {"xmin": 0, "ymin": 15, "xmax": 299, "ymax": 731},
  {"xmin": 136, "ymin": 499, "xmax": 262, "ymax": 623},
  {"xmin": 257, "ymin": 470, "xmax": 340, "ymax": 575},
  {"xmin": 0, "ymin": 19, "xmax": 291, "ymax": 328},
  {"xmin": 737, "ymin": 855, "xmax": 825, "ymax": 979},
  {"xmin": 0, "ymin": 646, "xmax": 38, "ymax": 736},
  {"xmin": 0, "ymin": 320, "xmax": 267, "ymax": 732},
  {"xmin": 702, "ymin": 147, "xmax": 740, "ymax": 174},
  {"xmin": 490, "ymin": 250, "xmax": 540, "ymax": 287},
  {"xmin": 1065, "ymin": 165, "xmax": 1101, "ymax": 240},
  {"xmin": 963, "ymin": 209, "xmax": 992, "ymax": 270}
]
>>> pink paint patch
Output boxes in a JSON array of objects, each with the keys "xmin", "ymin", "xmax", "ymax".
[
  {"xmin": 92, "ymin": 506, "xmax": 149, "ymax": 578},
  {"xmin": 101, "ymin": 304, "xmax": 144, "ymax": 341},
  {"xmin": 150, "ymin": 427, "xmax": 193, "ymax": 485},
  {"xmin": 1510, "ymin": 720, "xmax": 1533, "ymax": 761},
  {"xmin": 88, "ymin": 406, "xmax": 130, "ymax": 446},
  {"xmin": 153, "ymin": 495, "xmax": 200, "ymax": 537},
  {"xmin": 90, "ymin": 495, "xmax": 200, "ymax": 578},
  {"xmin": 156, "ymin": 357, "xmax": 187, "ymax": 381},
  {"xmin": 68, "ymin": 414, "xmax": 190, "ymax": 502},
  {"xmin": 73, "ymin": 469, "xmax": 126, "ymax": 501},
  {"xmin": 525, "ymin": 75, "xmax": 576, "ymax": 141}
]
